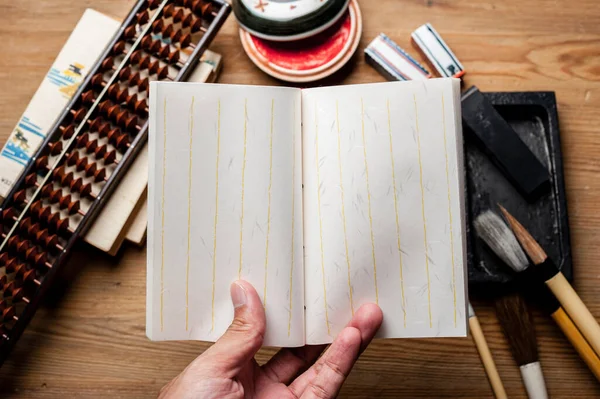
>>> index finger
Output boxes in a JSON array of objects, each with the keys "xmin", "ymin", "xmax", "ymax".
[
  {"xmin": 300, "ymin": 327, "xmax": 362, "ymax": 399},
  {"xmin": 288, "ymin": 303, "xmax": 383, "ymax": 397},
  {"xmin": 261, "ymin": 344, "xmax": 326, "ymax": 384},
  {"xmin": 263, "ymin": 303, "xmax": 382, "ymax": 385}
]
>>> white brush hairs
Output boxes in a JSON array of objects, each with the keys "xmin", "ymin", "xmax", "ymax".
[{"xmin": 474, "ymin": 211, "xmax": 529, "ymax": 272}]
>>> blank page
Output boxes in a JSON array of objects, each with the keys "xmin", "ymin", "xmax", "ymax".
[
  {"xmin": 147, "ymin": 83, "xmax": 304, "ymax": 347},
  {"xmin": 301, "ymin": 79, "xmax": 467, "ymax": 344}
]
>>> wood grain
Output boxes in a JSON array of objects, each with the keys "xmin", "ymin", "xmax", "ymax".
[{"xmin": 1, "ymin": 0, "xmax": 600, "ymax": 397}]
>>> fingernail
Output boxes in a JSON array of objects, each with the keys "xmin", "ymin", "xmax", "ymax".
[{"xmin": 231, "ymin": 282, "xmax": 247, "ymax": 309}]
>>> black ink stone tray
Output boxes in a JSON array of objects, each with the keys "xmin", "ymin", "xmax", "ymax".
[{"xmin": 464, "ymin": 91, "xmax": 572, "ymax": 290}]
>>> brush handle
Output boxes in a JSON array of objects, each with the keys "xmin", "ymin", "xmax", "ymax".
[
  {"xmin": 519, "ymin": 362, "xmax": 548, "ymax": 399},
  {"xmin": 469, "ymin": 315, "xmax": 508, "ymax": 399},
  {"xmin": 546, "ymin": 272, "xmax": 600, "ymax": 356},
  {"xmin": 551, "ymin": 307, "xmax": 600, "ymax": 381}
]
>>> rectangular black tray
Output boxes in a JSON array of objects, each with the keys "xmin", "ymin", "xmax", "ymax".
[{"xmin": 465, "ymin": 91, "xmax": 572, "ymax": 290}]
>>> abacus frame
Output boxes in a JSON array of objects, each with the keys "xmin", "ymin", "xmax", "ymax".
[{"xmin": 0, "ymin": 0, "xmax": 231, "ymax": 366}]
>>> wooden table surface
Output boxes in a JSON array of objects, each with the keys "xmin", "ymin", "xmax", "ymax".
[{"xmin": 1, "ymin": 0, "xmax": 599, "ymax": 397}]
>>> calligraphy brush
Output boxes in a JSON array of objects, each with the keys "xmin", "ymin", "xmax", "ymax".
[
  {"xmin": 474, "ymin": 210, "xmax": 600, "ymax": 381},
  {"xmin": 534, "ymin": 282, "xmax": 600, "ymax": 380},
  {"xmin": 495, "ymin": 292, "xmax": 548, "ymax": 399},
  {"xmin": 473, "ymin": 211, "xmax": 549, "ymax": 398},
  {"xmin": 468, "ymin": 302, "xmax": 508, "ymax": 399},
  {"xmin": 498, "ymin": 205, "xmax": 600, "ymax": 358}
]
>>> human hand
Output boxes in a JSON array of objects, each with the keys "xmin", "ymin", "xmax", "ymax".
[{"xmin": 159, "ymin": 280, "xmax": 383, "ymax": 399}]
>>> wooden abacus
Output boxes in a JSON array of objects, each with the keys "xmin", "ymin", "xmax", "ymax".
[{"xmin": 0, "ymin": 0, "xmax": 231, "ymax": 366}]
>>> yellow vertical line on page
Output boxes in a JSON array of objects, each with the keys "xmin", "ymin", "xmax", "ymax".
[
  {"xmin": 185, "ymin": 96, "xmax": 195, "ymax": 331},
  {"xmin": 413, "ymin": 94, "xmax": 433, "ymax": 328},
  {"xmin": 387, "ymin": 99, "xmax": 407, "ymax": 328},
  {"xmin": 288, "ymin": 101, "xmax": 297, "ymax": 337},
  {"xmin": 361, "ymin": 98, "xmax": 379, "ymax": 305},
  {"xmin": 263, "ymin": 99, "xmax": 275, "ymax": 308},
  {"xmin": 211, "ymin": 99, "xmax": 222, "ymax": 332},
  {"xmin": 336, "ymin": 100, "xmax": 354, "ymax": 315},
  {"xmin": 238, "ymin": 99, "xmax": 248, "ymax": 279},
  {"xmin": 160, "ymin": 97, "xmax": 167, "ymax": 332},
  {"xmin": 441, "ymin": 94, "xmax": 457, "ymax": 327},
  {"xmin": 315, "ymin": 103, "xmax": 331, "ymax": 336}
]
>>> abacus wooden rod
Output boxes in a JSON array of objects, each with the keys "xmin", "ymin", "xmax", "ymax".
[
  {"xmin": 2, "ymin": 233, "xmax": 60, "ymax": 269},
  {"xmin": 1, "ymin": 211, "xmax": 73, "ymax": 237},
  {"xmin": 9, "ymin": 218, "xmax": 66, "ymax": 252},
  {"xmin": 30, "ymin": 162, "xmax": 100, "ymax": 199},
  {"xmin": 16, "ymin": 196, "xmax": 86, "ymax": 218},
  {"xmin": 1, "ymin": 261, "xmax": 43, "ymax": 287},
  {"xmin": 39, "ymin": 161, "xmax": 109, "ymax": 184}
]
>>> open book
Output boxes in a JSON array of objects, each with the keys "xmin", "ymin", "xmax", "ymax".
[{"xmin": 146, "ymin": 79, "xmax": 467, "ymax": 347}]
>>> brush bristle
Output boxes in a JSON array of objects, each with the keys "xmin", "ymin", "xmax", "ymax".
[
  {"xmin": 498, "ymin": 205, "xmax": 548, "ymax": 265},
  {"xmin": 495, "ymin": 293, "xmax": 539, "ymax": 366},
  {"xmin": 474, "ymin": 211, "xmax": 529, "ymax": 273}
]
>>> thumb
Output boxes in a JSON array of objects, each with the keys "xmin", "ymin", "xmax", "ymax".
[{"xmin": 201, "ymin": 280, "xmax": 266, "ymax": 377}]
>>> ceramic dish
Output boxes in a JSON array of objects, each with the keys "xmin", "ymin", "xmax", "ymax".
[
  {"xmin": 233, "ymin": 0, "xmax": 350, "ymax": 42},
  {"xmin": 239, "ymin": 0, "xmax": 362, "ymax": 83}
]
